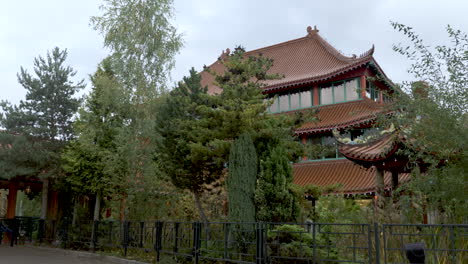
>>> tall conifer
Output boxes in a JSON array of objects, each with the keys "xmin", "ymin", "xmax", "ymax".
[{"xmin": 227, "ymin": 133, "xmax": 257, "ymax": 223}]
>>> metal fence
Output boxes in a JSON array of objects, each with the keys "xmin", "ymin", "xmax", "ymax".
[{"xmin": 1, "ymin": 217, "xmax": 467, "ymax": 264}]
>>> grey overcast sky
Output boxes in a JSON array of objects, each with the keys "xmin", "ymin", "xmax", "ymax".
[{"xmin": 1, "ymin": 0, "xmax": 467, "ymax": 105}]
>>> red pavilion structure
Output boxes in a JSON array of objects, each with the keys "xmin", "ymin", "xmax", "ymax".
[{"xmin": 202, "ymin": 26, "xmax": 410, "ymax": 196}]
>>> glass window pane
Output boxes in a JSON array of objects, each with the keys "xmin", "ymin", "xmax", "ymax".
[
  {"xmin": 345, "ymin": 79, "xmax": 359, "ymax": 100},
  {"xmin": 290, "ymin": 92, "xmax": 300, "ymax": 110},
  {"xmin": 334, "ymin": 82, "xmax": 345, "ymax": 102},
  {"xmin": 320, "ymin": 85, "xmax": 333, "ymax": 105},
  {"xmin": 269, "ymin": 96, "xmax": 279, "ymax": 113},
  {"xmin": 279, "ymin": 94, "xmax": 289, "ymax": 112},
  {"xmin": 300, "ymin": 90, "xmax": 312, "ymax": 108}
]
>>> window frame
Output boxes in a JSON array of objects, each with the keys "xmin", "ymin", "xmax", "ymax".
[
  {"xmin": 319, "ymin": 77, "xmax": 362, "ymax": 105},
  {"xmin": 268, "ymin": 87, "xmax": 314, "ymax": 113}
]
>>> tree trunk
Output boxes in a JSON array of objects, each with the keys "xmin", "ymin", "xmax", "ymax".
[
  {"xmin": 194, "ymin": 192, "xmax": 208, "ymax": 222},
  {"xmin": 374, "ymin": 168, "xmax": 385, "ymax": 208},
  {"xmin": 41, "ymin": 178, "xmax": 49, "ymax": 220},
  {"xmin": 119, "ymin": 194, "xmax": 127, "ymax": 221},
  {"xmin": 94, "ymin": 193, "xmax": 101, "ymax": 221},
  {"xmin": 72, "ymin": 197, "xmax": 79, "ymax": 226}
]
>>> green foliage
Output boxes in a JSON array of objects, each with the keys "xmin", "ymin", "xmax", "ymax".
[
  {"xmin": 384, "ymin": 23, "xmax": 468, "ymax": 223},
  {"xmin": 155, "ymin": 68, "xmax": 224, "ymax": 221},
  {"xmin": 91, "ymin": 0, "xmax": 184, "ymax": 220},
  {"xmin": 155, "ymin": 48, "xmax": 311, "ymax": 221},
  {"xmin": 267, "ymin": 224, "xmax": 339, "ymax": 264},
  {"xmin": 228, "ymin": 133, "xmax": 257, "ymax": 223},
  {"xmin": 0, "ymin": 47, "xmax": 84, "ymax": 180},
  {"xmin": 0, "ymin": 132, "xmax": 50, "ymax": 179},
  {"xmin": 62, "ymin": 59, "xmax": 128, "ymax": 200},
  {"xmin": 315, "ymin": 196, "xmax": 371, "ymax": 224},
  {"xmin": 91, "ymin": 0, "xmax": 183, "ymax": 96},
  {"xmin": 1, "ymin": 47, "xmax": 85, "ymax": 141},
  {"xmin": 255, "ymin": 146, "xmax": 300, "ymax": 222}
]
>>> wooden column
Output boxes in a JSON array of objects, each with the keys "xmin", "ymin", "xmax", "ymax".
[
  {"xmin": 391, "ymin": 171, "xmax": 399, "ymax": 190},
  {"xmin": 47, "ymin": 191, "xmax": 59, "ymax": 220},
  {"xmin": 313, "ymin": 85, "xmax": 319, "ymax": 106},
  {"xmin": 6, "ymin": 183, "xmax": 18, "ymax": 219},
  {"xmin": 41, "ymin": 178, "xmax": 48, "ymax": 220},
  {"xmin": 360, "ymin": 75, "xmax": 367, "ymax": 99}
]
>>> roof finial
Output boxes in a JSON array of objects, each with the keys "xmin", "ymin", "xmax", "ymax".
[
  {"xmin": 307, "ymin": 25, "xmax": 319, "ymax": 37},
  {"xmin": 218, "ymin": 48, "xmax": 231, "ymax": 60}
]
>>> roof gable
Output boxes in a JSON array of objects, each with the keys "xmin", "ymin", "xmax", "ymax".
[{"xmin": 201, "ymin": 26, "xmax": 375, "ymax": 94}]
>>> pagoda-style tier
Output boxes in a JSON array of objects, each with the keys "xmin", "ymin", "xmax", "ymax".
[
  {"xmin": 202, "ymin": 26, "xmax": 391, "ymax": 95},
  {"xmin": 295, "ymin": 99, "xmax": 385, "ymax": 134},
  {"xmin": 334, "ymin": 130, "xmax": 416, "ymax": 174},
  {"xmin": 201, "ymin": 26, "xmax": 398, "ymax": 195},
  {"xmin": 293, "ymin": 159, "xmax": 409, "ymax": 195}
]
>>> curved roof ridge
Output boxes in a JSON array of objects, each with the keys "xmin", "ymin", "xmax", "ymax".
[{"xmin": 313, "ymin": 30, "xmax": 374, "ymax": 62}]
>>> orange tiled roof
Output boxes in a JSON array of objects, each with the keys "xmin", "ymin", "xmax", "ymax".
[
  {"xmin": 293, "ymin": 159, "xmax": 410, "ymax": 194},
  {"xmin": 338, "ymin": 132, "xmax": 399, "ymax": 162},
  {"xmin": 202, "ymin": 26, "xmax": 375, "ymax": 95},
  {"xmin": 295, "ymin": 99, "xmax": 385, "ymax": 134}
]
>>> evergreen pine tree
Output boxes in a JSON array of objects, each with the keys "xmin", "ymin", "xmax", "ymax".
[
  {"xmin": 255, "ymin": 145, "xmax": 299, "ymax": 222},
  {"xmin": 227, "ymin": 133, "xmax": 257, "ymax": 223}
]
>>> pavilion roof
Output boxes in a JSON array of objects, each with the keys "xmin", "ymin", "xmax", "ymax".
[
  {"xmin": 337, "ymin": 132, "xmax": 399, "ymax": 162},
  {"xmin": 201, "ymin": 26, "xmax": 384, "ymax": 94},
  {"xmin": 293, "ymin": 159, "xmax": 410, "ymax": 195},
  {"xmin": 295, "ymin": 99, "xmax": 386, "ymax": 134}
]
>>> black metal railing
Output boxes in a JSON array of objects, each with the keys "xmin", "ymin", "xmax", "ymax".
[{"xmin": 1, "ymin": 217, "xmax": 467, "ymax": 264}]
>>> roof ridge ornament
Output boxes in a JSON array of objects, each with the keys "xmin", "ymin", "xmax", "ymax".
[
  {"xmin": 307, "ymin": 25, "xmax": 319, "ymax": 37},
  {"xmin": 218, "ymin": 48, "xmax": 231, "ymax": 60}
]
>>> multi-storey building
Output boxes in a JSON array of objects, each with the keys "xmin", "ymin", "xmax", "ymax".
[{"xmin": 201, "ymin": 26, "xmax": 408, "ymax": 195}]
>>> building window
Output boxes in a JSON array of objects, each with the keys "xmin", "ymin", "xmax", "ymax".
[
  {"xmin": 366, "ymin": 81, "xmax": 380, "ymax": 102},
  {"xmin": 267, "ymin": 87, "xmax": 314, "ymax": 113},
  {"xmin": 319, "ymin": 77, "xmax": 360, "ymax": 105}
]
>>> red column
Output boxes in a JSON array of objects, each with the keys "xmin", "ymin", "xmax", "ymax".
[
  {"xmin": 6, "ymin": 183, "xmax": 17, "ymax": 219},
  {"xmin": 360, "ymin": 75, "xmax": 367, "ymax": 99},
  {"xmin": 47, "ymin": 191, "xmax": 59, "ymax": 220},
  {"xmin": 313, "ymin": 85, "xmax": 319, "ymax": 105}
]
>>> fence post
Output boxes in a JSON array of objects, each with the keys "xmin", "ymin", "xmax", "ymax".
[
  {"xmin": 10, "ymin": 218, "xmax": 19, "ymax": 247},
  {"xmin": 374, "ymin": 223, "xmax": 380, "ymax": 264},
  {"xmin": 366, "ymin": 224, "xmax": 372, "ymax": 264},
  {"xmin": 38, "ymin": 219, "xmax": 44, "ymax": 244},
  {"xmin": 123, "ymin": 221, "xmax": 129, "ymax": 256},
  {"xmin": 449, "ymin": 225, "xmax": 455, "ymax": 263},
  {"xmin": 155, "ymin": 221, "xmax": 162, "ymax": 262},
  {"xmin": 256, "ymin": 222, "xmax": 265, "ymax": 264},
  {"xmin": 63, "ymin": 218, "xmax": 69, "ymax": 249},
  {"xmin": 312, "ymin": 222, "xmax": 317, "ymax": 264},
  {"xmin": 193, "ymin": 222, "xmax": 201, "ymax": 264},
  {"xmin": 91, "ymin": 220, "xmax": 99, "ymax": 252},
  {"xmin": 223, "ymin": 223, "xmax": 229, "ymax": 260},
  {"xmin": 174, "ymin": 222, "xmax": 179, "ymax": 255},
  {"xmin": 139, "ymin": 221, "xmax": 144, "ymax": 248}
]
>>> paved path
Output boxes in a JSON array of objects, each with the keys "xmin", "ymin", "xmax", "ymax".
[{"xmin": 0, "ymin": 245, "xmax": 147, "ymax": 264}]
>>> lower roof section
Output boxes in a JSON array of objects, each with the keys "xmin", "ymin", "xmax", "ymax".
[
  {"xmin": 295, "ymin": 99, "xmax": 385, "ymax": 135},
  {"xmin": 293, "ymin": 159, "xmax": 409, "ymax": 195}
]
